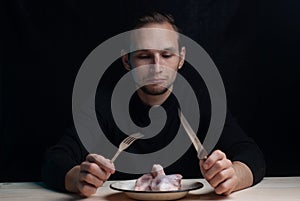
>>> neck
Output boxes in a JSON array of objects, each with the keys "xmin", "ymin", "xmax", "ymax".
[{"xmin": 137, "ymin": 86, "xmax": 173, "ymax": 106}]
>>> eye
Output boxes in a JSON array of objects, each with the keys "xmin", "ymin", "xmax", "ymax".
[
  {"xmin": 137, "ymin": 54, "xmax": 151, "ymax": 59},
  {"xmin": 162, "ymin": 53, "xmax": 173, "ymax": 58}
]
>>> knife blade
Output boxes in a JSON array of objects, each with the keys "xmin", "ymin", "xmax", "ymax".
[{"xmin": 178, "ymin": 108, "xmax": 208, "ymax": 160}]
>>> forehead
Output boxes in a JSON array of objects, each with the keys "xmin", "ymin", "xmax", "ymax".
[{"xmin": 130, "ymin": 22, "xmax": 179, "ymax": 51}]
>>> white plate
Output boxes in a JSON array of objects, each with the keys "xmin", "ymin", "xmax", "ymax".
[{"xmin": 110, "ymin": 179, "xmax": 203, "ymax": 200}]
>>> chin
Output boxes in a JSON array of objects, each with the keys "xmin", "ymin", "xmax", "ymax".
[{"xmin": 141, "ymin": 86, "xmax": 169, "ymax": 96}]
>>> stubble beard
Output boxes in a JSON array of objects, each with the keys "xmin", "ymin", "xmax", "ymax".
[{"xmin": 140, "ymin": 84, "xmax": 171, "ymax": 96}]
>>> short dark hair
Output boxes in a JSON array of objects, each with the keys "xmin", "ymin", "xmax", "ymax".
[
  {"xmin": 133, "ymin": 11, "xmax": 180, "ymax": 33},
  {"xmin": 125, "ymin": 11, "xmax": 182, "ymax": 57}
]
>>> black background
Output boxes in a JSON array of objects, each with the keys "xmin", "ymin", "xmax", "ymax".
[{"xmin": 1, "ymin": 0, "xmax": 300, "ymax": 181}]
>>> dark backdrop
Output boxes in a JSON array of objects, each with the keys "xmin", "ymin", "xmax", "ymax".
[{"xmin": 1, "ymin": 0, "xmax": 299, "ymax": 181}]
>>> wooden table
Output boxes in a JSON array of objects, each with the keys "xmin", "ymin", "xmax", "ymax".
[{"xmin": 0, "ymin": 177, "xmax": 299, "ymax": 200}]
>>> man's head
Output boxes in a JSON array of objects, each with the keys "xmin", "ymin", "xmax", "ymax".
[
  {"xmin": 132, "ymin": 11, "xmax": 180, "ymax": 33},
  {"xmin": 122, "ymin": 12, "xmax": 186, "ymax": 105}
]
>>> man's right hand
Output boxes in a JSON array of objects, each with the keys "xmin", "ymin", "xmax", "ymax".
[{"xmin": 65, "ymin": 154, "xmax": 115, "ymax": 197}]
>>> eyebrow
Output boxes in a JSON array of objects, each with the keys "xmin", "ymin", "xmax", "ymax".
[
  {"xmin": 136, "ymin": 47, "xmax": 178, "ymax": 53},
  {"xmin": 163, "ymin": 47, "xmax": 178, "ymax": 52}
]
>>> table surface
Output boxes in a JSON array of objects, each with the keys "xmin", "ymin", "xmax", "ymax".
[{"xmin": 0, "ymin": 177, "xmax": 299, "ymax": 201}]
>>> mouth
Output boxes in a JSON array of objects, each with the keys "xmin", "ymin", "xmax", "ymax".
[
  {"xmin": 148, "ymin": 79, "xmax": 166, "ymax": 84},
  {"xmin": 144, "ymin": 77, "xmax": 168, "ymax": 85}
]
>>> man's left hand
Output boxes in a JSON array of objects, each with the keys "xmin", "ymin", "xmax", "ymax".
[{"xmin": 200, "ymin": 150, "xmax": 238, "ymax": 195}]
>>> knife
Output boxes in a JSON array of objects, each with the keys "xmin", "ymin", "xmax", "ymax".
[{"xmin": 178, "ymin": 108, "xmax": 208, "ymax": 160}]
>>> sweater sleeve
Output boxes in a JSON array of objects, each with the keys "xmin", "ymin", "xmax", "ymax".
[
  {"xmin": 41, "ymin": 127, "xmax": 88, "ymax": 192},
  {"xmin": 215, "ymin": 111, "xmax": 266, "ymax": 185}
]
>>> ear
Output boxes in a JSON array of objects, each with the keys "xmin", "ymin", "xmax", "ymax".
[
  {"xmin": 121, "ymin": 49, "xmax": 131, "ymax": 71},
  {"xmin": 178, "ymin": 46, "xmax": 186, "ymax": 70}
]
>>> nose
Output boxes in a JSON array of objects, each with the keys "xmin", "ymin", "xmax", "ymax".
[{"xmin": 151, "ymin": 54, "xmax": 162, "ymax": 73}]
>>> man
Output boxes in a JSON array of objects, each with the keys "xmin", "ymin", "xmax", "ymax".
[{"xmin": 42, "ymin": 12, "xmax": 265, "ymax": 197}]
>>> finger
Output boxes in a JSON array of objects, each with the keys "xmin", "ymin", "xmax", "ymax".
[
  {"xmin": 214, "ymin": 176, "xmax": 237, "ymax": 195},
  {"xmin": 202, "ymin": 150, "xmax": 225, "ymax": 170},
  {"xmin": 77, "ymin": 181, "xmax": 97, "ymax": 197},
  {"xmin": 86, "ymin": 154, "xmax": 115, "ymax": 174},
  {"xmin": 205, "ymin": 159, "xmax": 232, "ymax": 181},
  {"xmin": 199, "ymin": 159, "xmax": 206, "ymax": 175},
  {"xmin": 79, "ymin": 171, "xmax": 104, "ymax": 188},
  {"xmin": 80, "ymin": 161, "xmax": 110, "ymax": 181},
  {"xmin": 208, "ymin": 167, "xmax": 235, "ymax": 188}
]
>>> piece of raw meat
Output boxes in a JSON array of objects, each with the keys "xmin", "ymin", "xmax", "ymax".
[
  {"xmin": 134, "ymin": 164, "xmax": 182, "ymax": 191},
  {"xmin": 134, "ymin": 173, "xmax": 153, "ymax": 191},
  {"xmin": 151, "ymin": 174, "xmax": 183, "ymax": 191},
  {"xmin": 151, "ymin": 164, "xmax": 165, "ymax": 177}
]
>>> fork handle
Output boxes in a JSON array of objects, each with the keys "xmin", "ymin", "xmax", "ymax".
[{"xmin": 111, "ymin": 149, "xmax": 122, "ymax": 163}]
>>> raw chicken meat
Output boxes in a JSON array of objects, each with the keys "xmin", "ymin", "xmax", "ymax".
[
  {"xmin": 151, "ymin": 164, "xmax": 165, "ymax": 177},
  {"xmin": 151, "ymin": 174, "xmax": 182, "ymax": 191},
  {"xmin": 134, "ymin": 164, "xmax": 182, "ymax": 191},
  {"xmin": 134, "ymin": 174, "xmax": 152, "ymax": 191}
]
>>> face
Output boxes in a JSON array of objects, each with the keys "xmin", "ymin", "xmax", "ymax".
[{"xmin": 123, "ymin": 22, "xmax": 186, "ymax": 96}]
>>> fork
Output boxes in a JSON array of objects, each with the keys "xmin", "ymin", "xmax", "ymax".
[{"xmin": 111, "ymin": 132, "xmax": 144, "ymax": 162}]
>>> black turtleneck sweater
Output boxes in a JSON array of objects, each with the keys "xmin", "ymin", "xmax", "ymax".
[{"xmin": 42, "ymin": 86, "xmax": 265, "ymax": 192}]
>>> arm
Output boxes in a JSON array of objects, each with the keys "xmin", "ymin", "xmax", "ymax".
[
  {"xmin": 200, "ymin": 150, "xmax": 253, "ymax": 195},
  {"xmin": 65, "ymin": 154, "xmax": 115, "ymax": 197},
  {"xmin": 42, "ymin": 90, "xmax": 116, "ymax": 195},
  {"xmin": 197, "ymin": 99, "xmax": 265, "ymax": 195},
  {"xmin": 42, "ymin": 129, "xmax": 115, "ymax": 197},
  {"xmin": 42, "ymin": 127, "xmax": 85, "ymax": 192}
]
